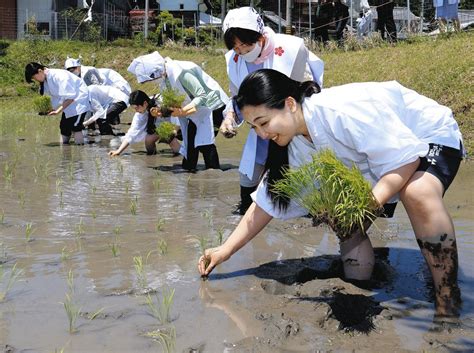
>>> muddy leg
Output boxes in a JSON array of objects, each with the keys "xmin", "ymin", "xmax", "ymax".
[
  {"xmin": 339, "ymin": 229, "xmax": 375, "ymax": 281},
  {"xmin": 417, "ymin": 234, "xmax": 461, "ymax": 318}
]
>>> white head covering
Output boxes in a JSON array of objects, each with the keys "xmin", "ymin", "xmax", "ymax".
[
  {"xmin": 222, "ymin": 7, "xmax": 265, "ymax": 34},
  {"xmin": 127, "ymin": 51, "xmax": 166, "ymax": 83},
  {"xmin": 64, "ymin": 57, "xmax": 81, "ymax": 69}
]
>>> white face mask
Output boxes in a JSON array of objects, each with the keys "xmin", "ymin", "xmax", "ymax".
[{"xmin": 241, "ymin": 42, "xmax": 262, "ymax": 63}]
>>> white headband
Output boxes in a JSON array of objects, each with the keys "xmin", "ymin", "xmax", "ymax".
[
  {"xmin": 222, "ymin": 7, "xmax": 264, "ymax": 34},
  {"xmin": 64, "ymin": 57, "xmax": 81, "ymax": 69},
  {"xmin": 127, "ymin": 51, "xmax": 166, "ymax": 84}
]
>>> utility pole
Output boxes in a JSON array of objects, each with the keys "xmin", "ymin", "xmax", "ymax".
[
  {"xmin": 278, "ymin": 0, "xmax": 281, "ymax": 33},
  {"xmin": 286, "ymin": 0, "xmax": 292, "ymax": 34},
  {"xmin": 144, "ymin": 0, "xmax": 149, "ymax": 39},
  {"xmin": 221, "ymin": 0, "xmax": 226, "ymax": 22}
]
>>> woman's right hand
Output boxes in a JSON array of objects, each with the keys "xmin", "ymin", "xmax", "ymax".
[
  {"xmin": 108, "ymin": 150, "xmax": 120, "ymax": 157},
  {"xmin": 198, "ymin": 246, "xmax": 231, "ymax": 276},
  {"xmin": 220, "ymin": 114, "xmax": 237, "ymax": 138}
]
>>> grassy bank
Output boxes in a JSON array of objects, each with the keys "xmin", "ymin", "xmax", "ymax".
[{"xmin": 0, "ymin": 33, "xmax": 472, "ymax": 152}]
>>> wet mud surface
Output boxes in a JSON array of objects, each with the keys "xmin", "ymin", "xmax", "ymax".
[{"xmin": 0, "ymin": 112, "xmax": 473, "ymax": 352}]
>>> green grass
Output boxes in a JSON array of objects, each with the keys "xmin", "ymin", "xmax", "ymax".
[{"xmin": 0, "ymin": 33, "xmax": 472, "ymax": 152}]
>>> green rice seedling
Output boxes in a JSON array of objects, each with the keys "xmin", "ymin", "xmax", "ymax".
[
  {"xmin": 0, "ymin": 209, "xmax": 4, "ymax": 224},
  {"xmin": 152, "ymin": 176, "xmax": 160, "ymax": 192},
  {"xmin": 155, "ymin": 122, "xmax": 176, "ymax": 143},
  {"xmin": 160, "ymin": 87, "xmax": 186, "ymax": 117},
  {"xmin": 66, "ymin": 269, "xmax": 74, "ymax": 294},
  {"xmin": 25, "ymin": 222, "xmax": 34, "ymax": 242},
  {"xmin": 130, "ymin": 198, "xmax": 138, "ymax": 216},
  {"xmin": 113, "ymin": 225, "xmax": 121, "ymax": 236},
  {"xmin": 94, "ymin": 156, "xmax": 101, "ymax": 176},
  {"xmin": 201, "ymin": 209, "xmax": 213, "ymax": 227},
  {"xmin": 87, "ymin": 307, "xmax": 105, "ymax": 320},
  {"xmin": 110, "ymin": 238, "xmax": 120, "ymax": 257},
  {"xmin": 32, "ymin": 95, "xmax": 52, "ymax": 115},
  {"xmin": 91, "ymin": 185, "xmax": 97, "ymax": 195},
  {"xmin": 145, "ymin": 287, "xmax": 175, "ymax": 325},
  {"xmin": 125, "ymin": 180, "xmax": 130, "ymax": 194},
  {"xmin": 55, "ymin": 178, "xmax": 63, "ymax": 193},
  {"xmin": 155, "ymin": 218, "xmax": 165, "ymax": 232},
  {"xmin": 3, "ymin": 162, "xmax": 14, "ymax": 184},
  {"xmin": 17, "ymin": 190, "xmax": 26, "ymax": 209},
  {"xmin": 74, "ymin": 218, "xmax": 85, "ymax": 237},
  {"xmin": 0, "ymin": 263, "xmax": 23, "ymax": 302},
  {"xmin": 216, "ymin": 226, "xmax": 225, "ymax": 246},
  {"xmin": 62, "ymin": 292, "xmax": 80, "ymax": 333},
  {"xmin": 0, "ymin": 243, "xmax": 7, "ymax": 263},
  {"xmin": 67, "ymin": 162, "xmax": 74, "ymax": 181},
  {"xmin": 144, "ymin": 326, "xmax": 176, "ymax": 353},
  {"xmin": 157, "ymin": 239, "xmax": 168, "ymax": 255},
  {"xmin": 61, "ymin": 246, "xmax": 71, "ymax": 261},
  {"xmin": 273, "ymin": 149, "xmax": 380, "ymax": 239},
  {"xmin": 133, "ymin": 255, "xmax": 147, "ymax": 289},
  {"xmin": 91, "ymin": 210, "xmax": 97, "ymax": 219},
  {"xmin": 196, "ymin": 235, "xmax": 211, "ymax": 278}
]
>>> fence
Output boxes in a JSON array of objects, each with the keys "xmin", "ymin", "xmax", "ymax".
[
  {"xmin": 0, "ymin": 7, "xmax": 129, "ymax": 41},
  {"xmin": 0, "ymin": 4, "xmax": 473, "ymax": 43}
]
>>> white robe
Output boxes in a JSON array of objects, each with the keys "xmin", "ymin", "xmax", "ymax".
[
  {"xmin": 225, "ymin": 30, "xmax": 325, "ymax": 179},
  {"xmin": 253, "ymin": 81, "xmax": 463, "ymax": 220},
  {"xmin": 85, "ymin": 85, "xmax": 129, "ymax": 125},
  {"xmin": 98, "ymin": 68, "xmax": 132, "ymax": 95},
  {"xmin": 164, "ymin": 59, "xmax": 227, "ymax": 159},
  {"xmin": 43, "ymin": 69, "xmax": 90, "ymax": 118}
]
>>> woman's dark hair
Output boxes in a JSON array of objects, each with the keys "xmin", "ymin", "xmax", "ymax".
[
  {"xmin": 234, "ymin": 69, "xmax": 321, "ymax": 210},
  {"xmin": 129, "ymin": 90, "xmax": 151, "ymax": 106},
  {"xmin": 224, "ymin": 27, "xmax": 262, "ymax": 50},
  {"xmin": 130, "ymin": 90, "xmax": 161, "ymax": 135},
  {"xmin": 25, "ymin": 62, "xmax": 46, "ymax": 83}
]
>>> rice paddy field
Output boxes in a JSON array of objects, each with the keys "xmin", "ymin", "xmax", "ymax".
[{"xmin": 0, "ymin": 33, "xmax": 473, "ymax": 352}]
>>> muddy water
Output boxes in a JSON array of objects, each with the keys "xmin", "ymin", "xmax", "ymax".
[{"xmin": 0, "ymin": 105, "xmax": 473, "ymax": 352}]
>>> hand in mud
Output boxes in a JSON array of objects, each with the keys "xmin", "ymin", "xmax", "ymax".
[
  {"xmin": 108, "ymin": 150, "xmax": 120, "ymax": 157},
  {"xmin": 220, "ymin": 116, "xmax": 237, "ymax": 139},
  {"xmin": 198, "ymin": 246, "xmax": 230, "ymax": 277}
]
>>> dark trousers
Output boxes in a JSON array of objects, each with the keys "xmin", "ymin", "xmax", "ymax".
[
  {"xmin": 334, "ymin": 4, "xmax": 349, "ymax": 41},
  {"xmin": 377, "ymin": 6, "xmax": 397, "ymax": 42},
  {"xmin": 97, "ymin": 101, "xmax": 127, "ymax": 135},
  {"xmin": 212, "ymin": 105, "xmax": 225, "ymax": 137},
  {"xmin": 182, "ymin": 119, "xmax": 220, "ymax": 171}
]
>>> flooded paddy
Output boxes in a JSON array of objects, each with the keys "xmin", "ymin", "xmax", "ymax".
[{"xmin": 0, "ymin": 99, "xmax": 473, "ymax": 352}]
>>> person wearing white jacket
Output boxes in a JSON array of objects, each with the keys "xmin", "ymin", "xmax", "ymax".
[
  {"xmin": 65, "ymin": 58, "xmax": 131, "ymax": 95},
  {"xmin": 25, "ymin": 62, "xmax": 90, "ymax": 144},
  {"xmin": 220, "ymin": 7, "xmax": 325, "ymax": 215},
  {"xmin": 127, "ymin": 51, "xmax": 229, "ymax": 171},
  {"xmin": 199, "ymin": 69, "xmax": 464, "ymax": 321},
  {"xmin": 84, "ymin": 85, "xmax": 129, "ymax": 135}
]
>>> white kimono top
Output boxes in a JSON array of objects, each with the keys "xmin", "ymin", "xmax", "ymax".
[
  {"xmin": 43, "ymin": 69, "xmax": 90, "ymax": 118},
  {"xmin": 98, "ymin": 68, "xmax": 132, "ymax": 95},
  {"xmin": 164, "ymin": 59, "xmax": 229, "ymax": 158},
  {"xmin": 84, "ymin": 85, "xmax": 129, "ymax": 125},
  {"xmin": 253, "ymin": 81, "xmax": 463, "ymax": 220},
  {"xmin": 225, "ymin": 28, "xmax": 325, "ymax": 179}
]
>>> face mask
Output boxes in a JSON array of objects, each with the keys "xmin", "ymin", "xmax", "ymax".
[{"xmin": 241, "ymin": 42, "xmax": 262, "ymax": 63}]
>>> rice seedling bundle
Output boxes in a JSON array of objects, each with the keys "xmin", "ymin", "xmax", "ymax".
[
  {"xmin": 273, "ymin": 149, "xmax": 381, "ymax": 239},
  {"xmin": 32, "ymin": 95, "xmax": 52, "ymax": 115},
  {"xmin": 155, "ymin": 122, "xmax": 176, "ymax": 142},
  {"xmin": 159, "ymin": 87, "xmax": 185, "ymax": 117}
]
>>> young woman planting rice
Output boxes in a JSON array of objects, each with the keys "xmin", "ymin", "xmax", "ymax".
[{"xmin": 198, "ymin": 69, "xmax": 464, "ymax": 321}]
